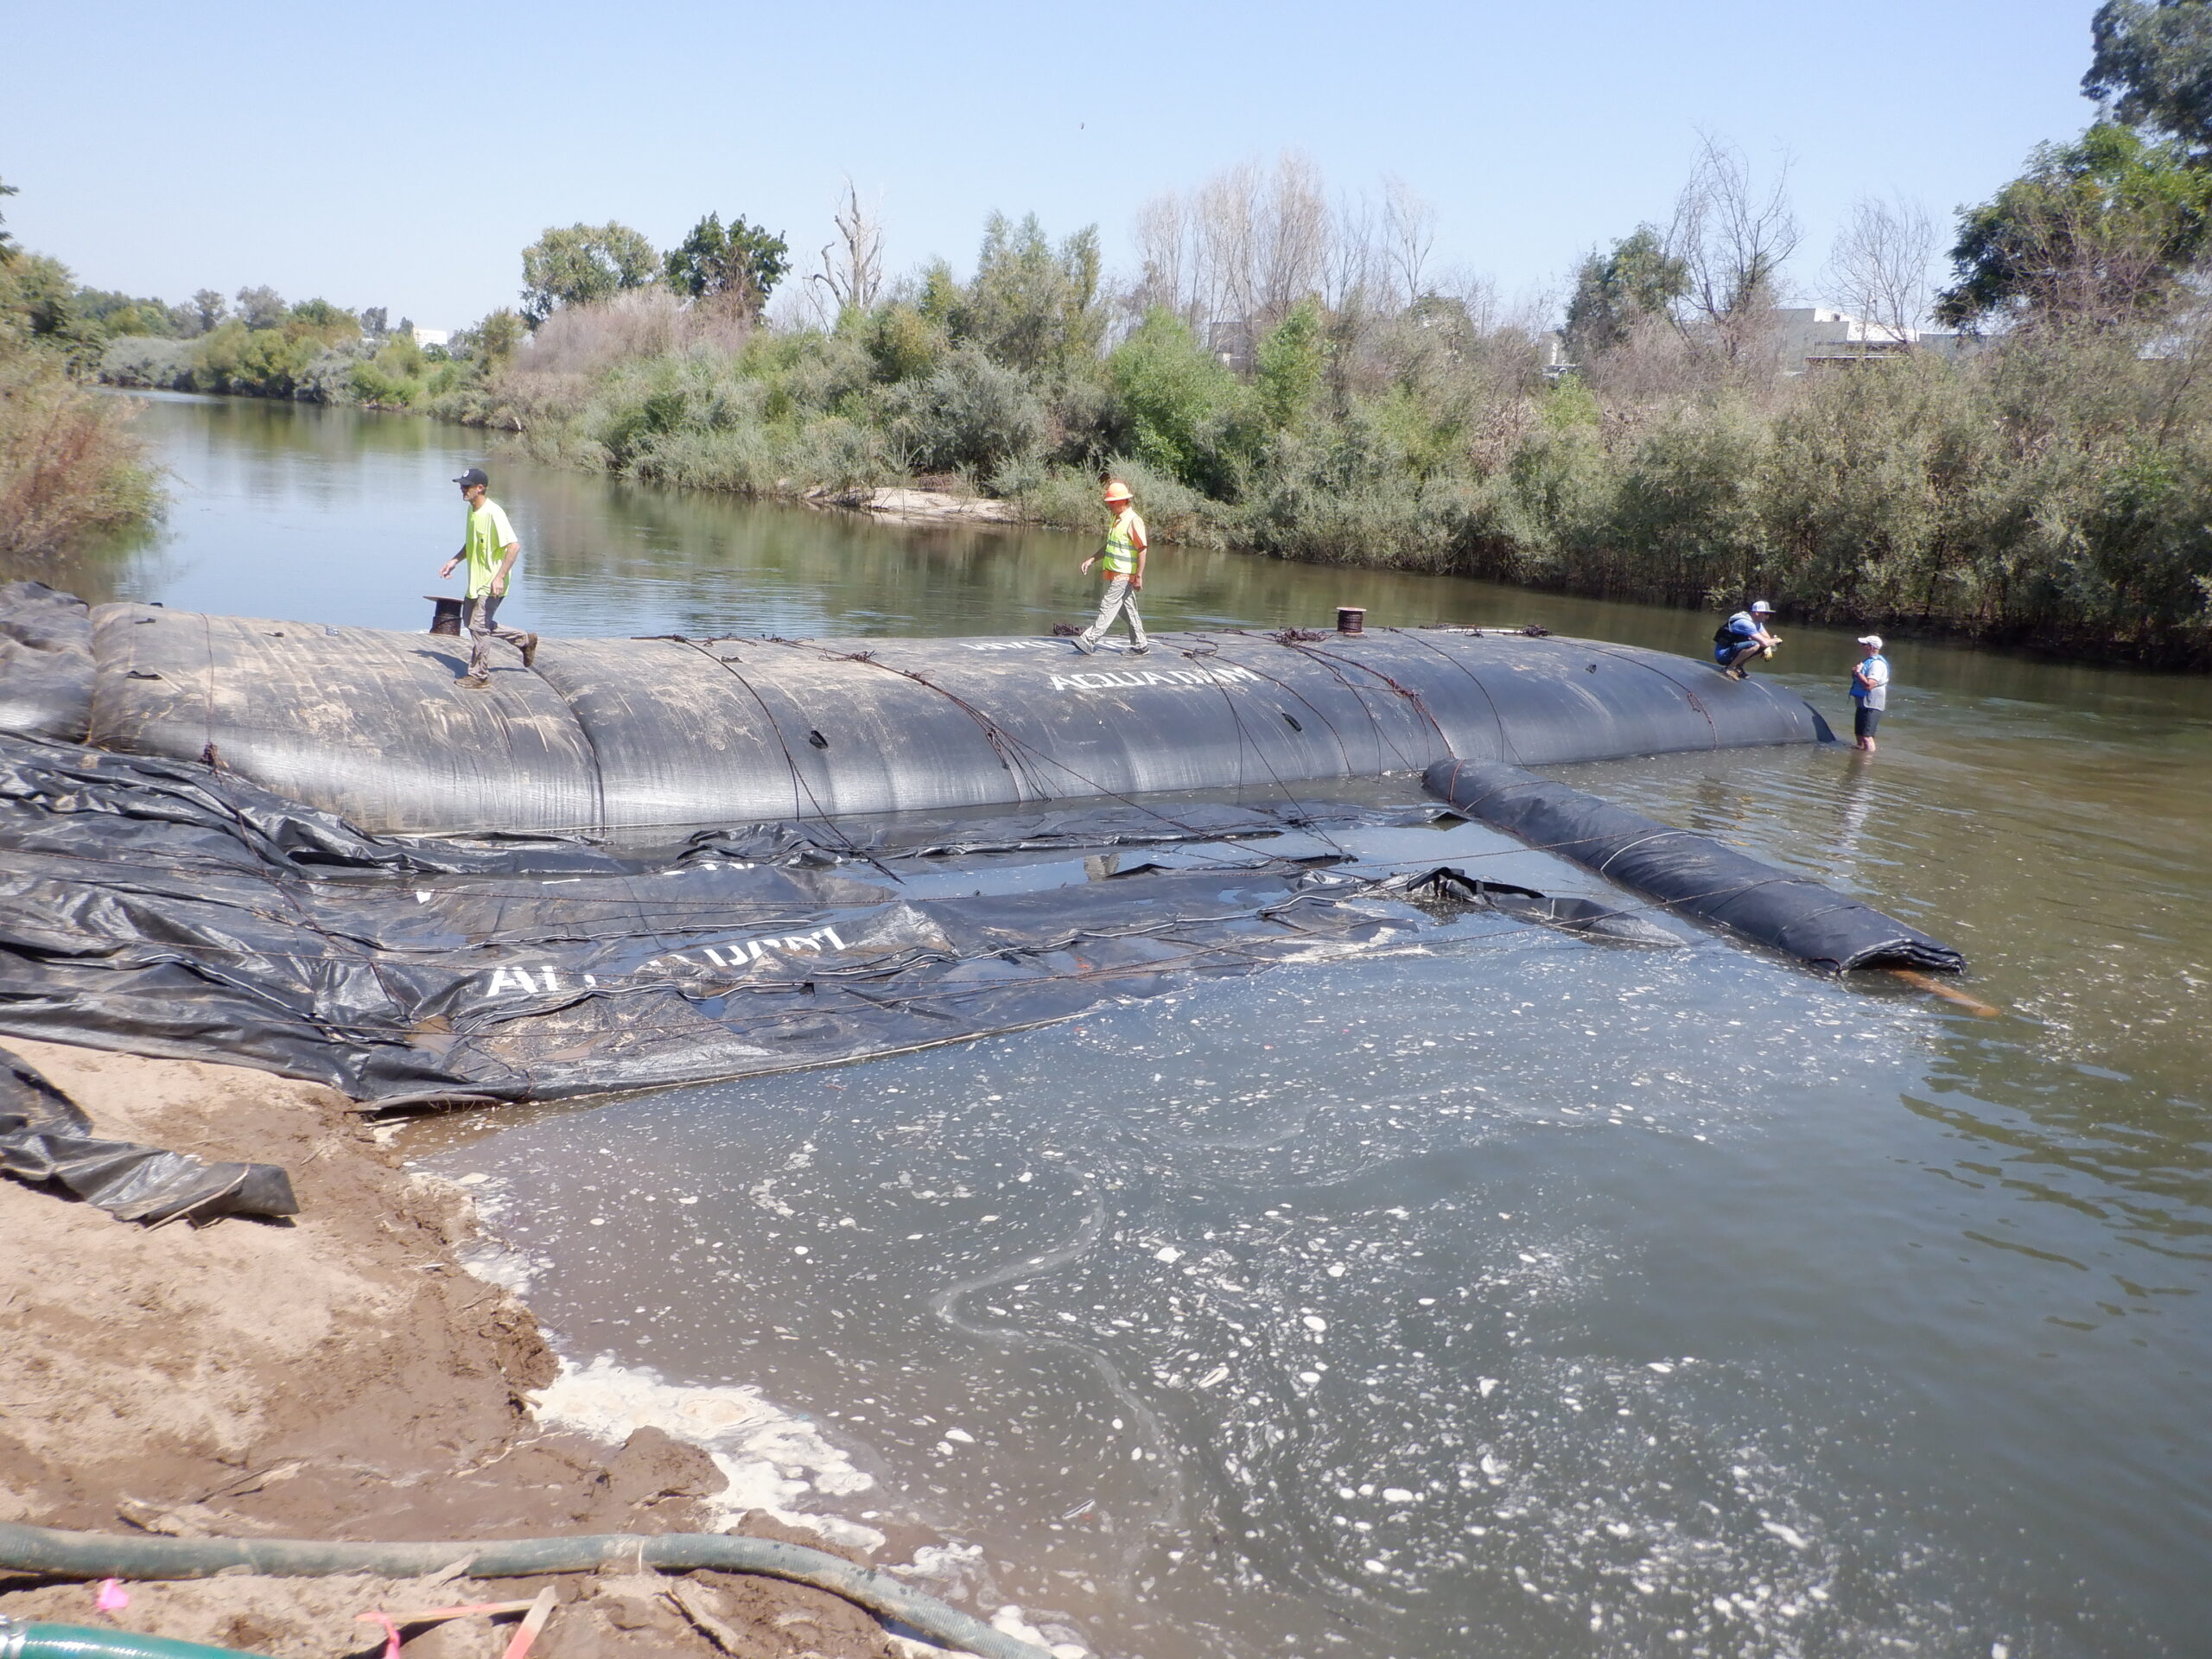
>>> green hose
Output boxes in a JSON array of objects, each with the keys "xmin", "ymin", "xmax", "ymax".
[
  {"xmin": 0, "ymin": 1623, "xmax": 265, "ymax": 1659},
  {"xmin": 0, "ymin": 1522, "xmax": 1052, "ymax": 1659}
]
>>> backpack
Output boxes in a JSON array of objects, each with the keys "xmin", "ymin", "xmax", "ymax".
[{"xmin": 1713, "ymin": 619, "xmax": 1738, "ymax": 647}]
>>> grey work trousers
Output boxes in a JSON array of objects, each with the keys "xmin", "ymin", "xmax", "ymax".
[
  {"xmin": 464, "ymin": 590, "xmax": 530, "ymax": 676},
  {"xmin": 1078, "ymin": 575, "xmax": 1148, "ymax": 649}
]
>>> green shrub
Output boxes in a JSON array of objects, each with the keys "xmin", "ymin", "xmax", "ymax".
[
  {"xmin": 2074, "ymin": 439, "xmax": 2212, "ymax": 643},
  {"xmin": 1605, "ymin": 397, "xmax": 1770, "ymax": 598},
  {"xmin": 1105, "ymin": 309, "xmax": 1243, "ymax": 489},
  {"xmin": 99, "ymin": 335, "xmax": 195, "ymax": 391},
  {"xmin": 0, "ymin": 340, "xmax": 163, "ymax": 554},
  {"xmin": 862, "ymin": 302, "xmax": 945, "ymax": 383},
  {"xmin": 885, "ymin": 349, "xmax": 1046, "ymax": 474},
  {"xmin": 1254, "ymin": 300, "xmax": 1326, "ymax": 430},
  {"xmin": 1014, "ymin": 461, "xmax": 1109, "ymax": 529}
]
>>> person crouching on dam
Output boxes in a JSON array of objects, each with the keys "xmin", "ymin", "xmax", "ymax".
[
  {"xmin": 1074, "ymin": 477, "xmax": 1150, "ymax": 654},
  {"xmin": 1713, "ymin": 600, "xmax": 1779, "ymax": 678},
  {"xmin": 438, "ymin": 467, "xmax": 538, "ymax": 689}
]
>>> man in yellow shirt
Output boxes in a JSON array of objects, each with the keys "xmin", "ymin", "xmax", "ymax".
[
  {"xmin": 437, "ymin": 467, "xmax": 537, "ymax": 688},
  {"xmin": 1074, "ymin": 477, "xmax": 1149, "ymax": 654}
]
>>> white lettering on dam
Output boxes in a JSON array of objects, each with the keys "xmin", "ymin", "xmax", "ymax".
[
  {"xmin": 1047, "ymin": 664, "xmax": 1261, "ymax": 693},
  {"xmin": 480, "ymin": 926, "xmax": 849, "ymax": 1000}
]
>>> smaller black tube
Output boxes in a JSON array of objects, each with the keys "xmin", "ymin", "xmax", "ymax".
[
  {"xmin": 1425, "ymin": 758, "xmax": 1965, "ymax": 973},
  {"xmin": 0, "ymin": 1523, "xmax": 1050, "ymax": 1659}
]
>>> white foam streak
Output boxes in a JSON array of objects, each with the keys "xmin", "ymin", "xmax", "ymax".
[{"xmin": 530, "ymin": 1354, "xmax": 885, "ymax": 1550}]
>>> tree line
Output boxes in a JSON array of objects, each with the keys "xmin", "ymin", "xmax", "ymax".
[{"xmin": 29, "ymin": 0, "xmax": 2212, "ymax": 662}]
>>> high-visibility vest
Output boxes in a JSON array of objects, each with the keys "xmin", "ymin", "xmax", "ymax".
[{"xmin": 1102, "ymin": 509, "xmax": 1142, "ymax": 575}]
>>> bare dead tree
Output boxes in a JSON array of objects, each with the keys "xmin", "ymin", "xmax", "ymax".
[
  {"xmin": 1253, "ymin": 152, "xmax": 1331, "ymax": 325},
  {"xmin": 1825, "ymin": 194, "xmax": 1938, "ymax": 339},
  {"xmin": 1131, "ymin": 189, "xmax": 1194, "ymax": 321},
  {"xmin": 1192, "ymin": 162, "xmax": 1260, "ymax": 334},
  {"xmin": 1325, "ymin": 188, "xmax": 1379, "ymax": 315},
  {"xmin": 809, "ymin": 179, "xmax": 884, "ymax": 319},
  {"xmin": 1381, "ymin": 175, "xmax": 1437, "ymax": 308},
  {"xmin": 1127, "ymin": 154, "xmax": 1335, "ymax": 361},
  {"xmin": 1669, "ymin": 136, "xmax": 1802, "ymax": 367}
]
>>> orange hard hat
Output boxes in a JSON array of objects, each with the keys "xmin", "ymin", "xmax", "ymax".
[{"xmin": 1102, "ymin": 478, "xmax": 1133, "ymax": 501}]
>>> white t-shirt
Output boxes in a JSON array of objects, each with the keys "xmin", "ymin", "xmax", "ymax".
[{"xmin": 1853, "ymin": 654, "xmax": 1890, "ymax": 711}]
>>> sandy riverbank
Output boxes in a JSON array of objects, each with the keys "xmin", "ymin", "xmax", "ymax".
[
  {"xmin": 0, "ymin": 1038, "xmax": 946, "ymax": 1659},
  {"xmin": 803, "ymin": 485, "xmax": 1028, "ymax": 526}
]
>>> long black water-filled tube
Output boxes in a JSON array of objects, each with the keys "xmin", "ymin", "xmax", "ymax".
[
  {"xmin": 48, "ymin": 598, "xmax": 1831, "ymax": 836},
  {"xmin": 1424, "ymin": 758, "xmax": 1965, "ymax": 973},
  {"xmin": 0, "ymin": 1522, "xmax": 1052, "ymax": 1659}
]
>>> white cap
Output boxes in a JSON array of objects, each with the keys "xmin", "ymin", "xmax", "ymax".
[
  {"xmin": 1857, "ymin": 634, "xmax": 1884, "ymax": 650},
  {"xmin": 1749, "ymin": 600, "xmax": 1774, "ymax": 613}
]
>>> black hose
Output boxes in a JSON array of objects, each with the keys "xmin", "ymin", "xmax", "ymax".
[{"xmin": 0, "ymin": 1522, "xmax": 1052, "ymax": 1659}]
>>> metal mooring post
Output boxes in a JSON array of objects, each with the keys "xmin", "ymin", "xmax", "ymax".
[
  {"xmin": 425, "ymin": 594, "xmax": 466, "ymax": 636},
  {"xmin": 1336, "ymin": 606, "xmax": 1366, "ymax": 635}
]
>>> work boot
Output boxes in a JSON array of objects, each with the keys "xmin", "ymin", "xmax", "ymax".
[
  {"xmin": 457, "ymin": 673, "xmax": 491, "ymax": 690},
  {"xmin": 520, "ymin": 632, "xmax": 539, "ymax": 668}
]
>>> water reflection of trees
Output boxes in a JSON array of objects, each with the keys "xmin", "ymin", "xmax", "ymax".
[
  {"xmin": 516, "ymin": 474, "xmax": 1700, "ymax": 641},
  {"xmin": 1567, "ymin": 747, "xmax": 2212, "ymax": 1267}
]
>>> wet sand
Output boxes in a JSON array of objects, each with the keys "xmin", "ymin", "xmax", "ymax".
[{"xmin": 0, "ymin": 1037, "xmax": 915, "ymax": 1659}]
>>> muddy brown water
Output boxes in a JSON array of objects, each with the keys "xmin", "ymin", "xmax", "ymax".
[{"xmin": 23, "ymin": 392, "xmax": 2212, "ymax": 1659}]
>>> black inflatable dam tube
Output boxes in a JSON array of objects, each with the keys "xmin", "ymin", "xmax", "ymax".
[
  {"xmin": 0, "ymin": 582, "xmax": 92, "ymax": 743},
  {"xmin": 71, "ymin": 603, "xmax": 1832, "ymax": 836},
  {"xmin": 1424, "ymin": 758, "xmax": 1964, "ymax": 973}
]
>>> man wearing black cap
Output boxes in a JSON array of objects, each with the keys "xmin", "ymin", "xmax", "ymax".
[{"xmin": 437, "ymin": 467, "xmax": 536, "ymax": 688}]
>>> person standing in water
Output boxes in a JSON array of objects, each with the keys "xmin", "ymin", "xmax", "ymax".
[
  {"xmin": 437, "ymin": 467, "xmax": 537, "ymax": 690},
  {"xmin": 1849, "ymin": 633, "xmax": 1891, "ymax": 752},
  {"xmin": 1074, "ymin": 477, "xmax": 1149, "ymax": 654}
]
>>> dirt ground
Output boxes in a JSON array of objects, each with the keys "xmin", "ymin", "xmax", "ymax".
[{"xmin": 0, "ymin": 1037, "xmax": 942, "ymax": 1659}]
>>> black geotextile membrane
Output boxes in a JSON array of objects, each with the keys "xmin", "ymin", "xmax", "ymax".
[
  {"xmin": 0, "ymin": 734, "xmax": 1673, "ymax": 1107},
  {"xmin": 0, "ymin": 1045, "xmax": 296, "ymax": 1224},
  {"xmin": 1425, "ymin": 758, "xmax": 1967, "ymax": 975}
]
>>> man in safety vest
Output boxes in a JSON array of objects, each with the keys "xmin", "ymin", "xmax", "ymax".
[
  {"xmin": 437, "ymin": 467, "xmax": 537, "ymax": 689},
  {"xmin": 1074, "ymin": 477, "xmax": 1149, "ymax": 654}
]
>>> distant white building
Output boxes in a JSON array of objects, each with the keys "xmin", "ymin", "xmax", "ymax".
[
  {"xmin": 410, "ymin": 326, "xmax": 451, "ymax": 350},
  {"xmin": 1776, "ymin": 307, "xmax": 1975, "ymax": 372}
]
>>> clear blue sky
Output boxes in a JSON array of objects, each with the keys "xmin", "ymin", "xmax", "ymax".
[{"xmin": 6, "ymin": 0, "xmax": 2101, "ymax": 329}]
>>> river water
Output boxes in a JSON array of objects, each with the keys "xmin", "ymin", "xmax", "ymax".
[{"xmin": 27, "ymin": 394, "xmax": 2212, "ymax": 1658}]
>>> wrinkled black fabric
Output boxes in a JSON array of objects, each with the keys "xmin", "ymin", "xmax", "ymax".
[
  {"xmin": 1389, "ymin": 868, "xmax": 1681, "ymax": 947},
  {"xmin": 1425, "ymin": 758, "xmax": 1965, "ymax": 974},
  {"xmin": 0, "ymin": 1045, "xmax": 297, "ymax": 1224},
  {"xmin": 0, "ymin": 733, "xmax": 1643, "ymax": 1106}
]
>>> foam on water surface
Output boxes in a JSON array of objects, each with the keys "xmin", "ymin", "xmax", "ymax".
[
  {"xmin": 529, "ymin": 1353, "xmax": 886, "ymax": 1550},
  {"xmin": 413, "ymin": 793, "xmax": 2210, "ymax": 1659}
]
